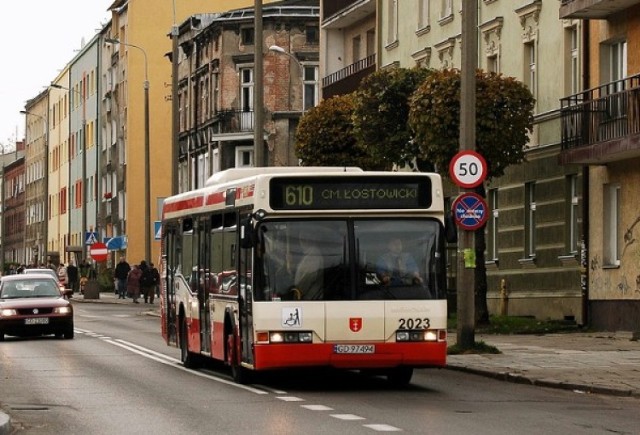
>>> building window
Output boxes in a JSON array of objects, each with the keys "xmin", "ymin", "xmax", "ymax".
[
  {"xmin": 525, "ymin": 182, "xmax": 536, "ymax": 258},
  {"xmin": 566, "ymin": 175, "xmax": 580, "ymax": 254},
  {"xmin": 487, "ymin": 188, "xmax": 499, "ymax": 261},
  {"xmin": 440, "ymin": 0, "xmax": 453, "ymax": 20},
  {"xmin": 303, "ymin": 65, "xmax": 319, "ymax": 112},
  {"xmin": 524, "ymin": 41, "xmax": 536, "ymax": 98},
  {"xmin": 235, "ymin": 145, "xmax": 253, "ymax": 168},
  {"xmin": 418, "ymin": 0, "xmax": 429, "ymax": 31},
  {"xmin": 603, "ymin": 183, "xmax": 621, "ymax": 266},
  {"xmin": 487, "ymin": 55, "xmax": 498, "ymax": 73},
  {"xmin": 565, "ymin": 25, "xmax": 579, "ymax": 95},
  {"xmin": 386, "ymin": 0, "xmax": 398, "ymax": 46},
  {"xmin": 609, "ymin": 40, "xmax": 627, "ymax": 84},
  {"xmin": 241, "ymin": 27, "xmax": 254, "ymax": 46},
  {"xmin": 240, "ymin": 67, "xmax": 254, "ymax": 112},
  {"xmin": 306, "ymin": 26, "xmax": 319, "ymax": 45},
  {"xmin": 352, "ymin": 35, "xmax": 361, "ymax": 63}
]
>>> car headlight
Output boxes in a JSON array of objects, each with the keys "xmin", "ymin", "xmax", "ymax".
[
  {"xmin": 0, "ymin": 308, "xmax": 17, "ymax": 317},
  {"xmin": 54, "ymin": 306, "xmax": 72, "ymax": 314}
]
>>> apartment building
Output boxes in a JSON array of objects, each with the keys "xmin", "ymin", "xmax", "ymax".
[
  {"xmin": 23, "ymin": 91, "xmax": 49, "ymax": 266},
  {"xmin": 320, "ymin": 1, "xmax": 586, "ymax": 323},
  {"xmin": 559, "ymin": 1, "xmax": 640, "ymax": 330},
  {"xmin": 174, "ymin": 0, "xmax": 319, "ymax": 184}
]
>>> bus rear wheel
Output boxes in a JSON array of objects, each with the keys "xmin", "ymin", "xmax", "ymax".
[{"xmin": 387, "ymin": 367, "xmax": 413, "ymax": 386}]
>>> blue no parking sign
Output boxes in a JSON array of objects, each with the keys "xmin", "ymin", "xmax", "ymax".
[{"xmin": 452, "ymin": 192, "xmax": 489, "ymax": 231}]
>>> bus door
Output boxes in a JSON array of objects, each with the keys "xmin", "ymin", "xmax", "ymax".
[
  {"xmin": 238, "ymin": 212, "xmax": 254, "ymax": 366},
  {"xmin": 197, "ymin": 217, "xmax": 211, "ymax": 354},
  {"xmin": 162, "ymin": 225, "xmax": 178, "ymax": 345}
]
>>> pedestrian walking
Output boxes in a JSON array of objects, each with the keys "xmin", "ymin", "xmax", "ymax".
[
  {"xmin": 57, "ymin": 263, "xmax": 68, "ymax": 289},
  {"xmin": 150, "ymin": 262, "xmax": 161, "ymax": 298},
  {"xmin": 67, "ymin": 262, "xmax": 79, "ymax": 295},
  {"xmin": 114, "ymin": 256, "xmax": 131, "ymax": 299},
  {"xmin": 127, "ymin": 265, "xmax": 142, "ymax": 304},
  {"xmin": 139, "ymin": 260, "xmax": 156, "ymax": 304}
]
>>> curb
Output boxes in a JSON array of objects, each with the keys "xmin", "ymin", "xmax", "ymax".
[
  {"xmin": 446, "ymin": 364, "xmax": 639, "ymax": 398},
  {"xmin": 0, "ymin": 410, "xmax": 11, "ymax": 435}
]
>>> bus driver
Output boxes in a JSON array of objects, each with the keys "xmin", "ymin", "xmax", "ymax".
[{"xmin": 376, "ymin": 237, "xmax": 423, "ymax": 287}]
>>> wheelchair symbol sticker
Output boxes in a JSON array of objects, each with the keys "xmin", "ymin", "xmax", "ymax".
[{"xmin": 282, "ymin": 307, "xmax": 302, "ymax": 328}]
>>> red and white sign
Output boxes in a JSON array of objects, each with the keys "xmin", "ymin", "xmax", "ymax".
[
  {"xmin": 349, "ymin": 317, "xmax": 362, "ymax": 332},
  {"xmin": 449, "ymin": 150, "xmax": 488, "ymax": 188},
  {"xmin": 89, "ymin": 242, "xmax": 108, "ymax": 262}
]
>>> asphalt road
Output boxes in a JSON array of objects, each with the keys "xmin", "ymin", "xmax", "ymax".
[{"xmin": 1, "ymin": 302, "xmax": 639, "ymax": 434}]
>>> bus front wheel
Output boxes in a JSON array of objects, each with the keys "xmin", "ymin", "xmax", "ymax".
[
  {"xmin": 387, "ymin": 366, "xmax": 413, "ymax": 386},
  {"xmin": 180, "ymin": 318, "xmax": 199, "ymax": 368},
  {"xmin": 226, "ymin": 333, "xmax": 251, "ymax": 384}
]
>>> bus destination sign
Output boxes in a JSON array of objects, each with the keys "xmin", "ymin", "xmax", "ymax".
[{"xmin": 270, "ymin": 176, "xmax": 432, "ymax": 210}]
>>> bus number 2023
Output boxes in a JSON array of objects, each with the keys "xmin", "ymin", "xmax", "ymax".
[{"xmin": 398, "ymin": 317, "xmax": 431, "ymax": 330}]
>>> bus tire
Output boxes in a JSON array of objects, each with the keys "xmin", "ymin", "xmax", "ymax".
[
  {"xmin": 387, "ymin": 366, "xmax": 413, "ymax": 386},
  {"xmin": 180, "ymin": 318, "xmax": 199, "ymax": 369},
  {"xmin": 226, "ymin": 333, "xmax": 251, "ymax": 384}
]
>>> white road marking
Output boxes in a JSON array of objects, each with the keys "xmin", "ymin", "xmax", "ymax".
[
  {"xmin": 276, "ymin": 396, "xmax": 305, "ymax": 402},
  {"xmin": 331, "ymin": 414, "xmax": 366, "ymax": 421},
  {"xmin": 301, "ymin": 405, "xmax": 334, "ymax": 411},
  {"xmin": 363, "ymin": 424, "xmax": 402, "ymax": 432}
]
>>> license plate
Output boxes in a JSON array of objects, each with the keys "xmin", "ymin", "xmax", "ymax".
[
  {"xmin": 25, "ymin": 318, "xmax": 49, "ymax": 325},
  {"xmin": 334, "ymin": 344, "xmax": 375, "ymax": 354}
]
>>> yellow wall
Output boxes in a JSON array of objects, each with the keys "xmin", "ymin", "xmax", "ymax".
[{"xmin": 120, "ymin": 0, "xmax": 278, "ymax": 264}]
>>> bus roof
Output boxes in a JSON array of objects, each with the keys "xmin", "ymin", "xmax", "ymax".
[{"xmin": 205, "ymin": 166, "xmax": 363, "ymax": 186}]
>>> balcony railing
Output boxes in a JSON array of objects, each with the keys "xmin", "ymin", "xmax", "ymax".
[
  {"xmin": 217, "ymin": 109, "xmax": 254, "ymax": 134},
  {"xmin": 560, "ymin": 73, "xmax": 640, "ymax": 163},
  {"xmin": 322, "ymin": 54, "xmax": 376, "ymax": 89}
]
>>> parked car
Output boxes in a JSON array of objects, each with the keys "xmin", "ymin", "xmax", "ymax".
[
  {"xmin": 0, "ymin": 274, "xmax": 74, "ymax": 341},
  {"xmin": 22, "ymin": 268, "xmax": 66, "ymax": 293}
]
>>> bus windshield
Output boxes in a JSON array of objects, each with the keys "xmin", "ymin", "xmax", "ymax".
[{"xmin": 255, "ymin": 218, "xmax": 445, "ymax": 302}]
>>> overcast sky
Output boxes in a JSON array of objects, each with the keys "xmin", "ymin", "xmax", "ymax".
[{"xmin": 0, "ymin": 1, "xmax": 113, "ymax": 152}]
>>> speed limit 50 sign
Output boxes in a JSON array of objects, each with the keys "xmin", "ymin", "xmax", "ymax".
[{"xmin": 449, "ymin": 150, "xmax": 488, "ymax": 188}]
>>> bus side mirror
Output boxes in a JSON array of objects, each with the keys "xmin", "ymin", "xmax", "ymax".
[
  {"xmin": 445, "ymin": 212, "xmax": 458, "ymax": 244},
  {"xmin": 239, "ymin": 218, "xmax": 254, "ymax": 249}
]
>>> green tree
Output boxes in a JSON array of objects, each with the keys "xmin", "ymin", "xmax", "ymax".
[
  {"xmin": 352, "ymin": 67, "xmax": 432, "ymax": 170},
  {"xmin": 295, "ymin": 94, "xmax": 382, "ymax": 169},
  {"xmin": 409, "ymin": 68, "xmax": 535, "ymax": 323}
]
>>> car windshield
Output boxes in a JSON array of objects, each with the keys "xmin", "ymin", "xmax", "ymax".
[
  {"xmin": 23, "ymin": 269, "xmax": 58, "ymax": 279},
  {"xmin": 0, "ymin": 280, "xmax": 61, "ymax": 299}
]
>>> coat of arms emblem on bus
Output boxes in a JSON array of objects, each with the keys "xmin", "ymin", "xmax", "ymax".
[
  {"xmin": 282, "ymin": 307, "xmax": 302, "ymax": 327},
  {"xmin": 349, "ymin": 317, "xmax": 362, "ymax": 332}
]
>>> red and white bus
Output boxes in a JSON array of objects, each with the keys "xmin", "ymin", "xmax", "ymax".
[{"xmin": 160, "ymin": 167, "xmax": 451, "ymax": 384}]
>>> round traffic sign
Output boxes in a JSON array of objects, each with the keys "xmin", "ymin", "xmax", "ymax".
[
  {"xmin": 89, "ymin": 242, "xmax": 108, "ymax": 262},
  {"xmin": 449, "ymin": 150, "xmax": 488, "ymax": 188},
  {"xmin": 452, "ymin": 192, "xmax": 489, "ymax": 231}
]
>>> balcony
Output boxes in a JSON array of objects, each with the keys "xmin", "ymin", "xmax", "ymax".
[
  {"xmin": 218, "ymin": 110, "xmax": 254, "ymax": 134},
  {"xmin": 559, "ymin": 73, "xmax": 640, "ymax": 165},
  {"xmin": 559, "ymin": 0, "xmax": 640, "ymax": 19},
  {"xmin": 322, "ymin": 54, "xmax": 376, "ymax": 99}
]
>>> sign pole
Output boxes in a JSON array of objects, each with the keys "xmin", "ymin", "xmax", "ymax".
[{"xmin": 457, "ymin": 1, "xmax": 478, "ymax": 349}]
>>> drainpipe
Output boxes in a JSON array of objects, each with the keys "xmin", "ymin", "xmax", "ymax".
[{"xmin": 581, "ymin": 19, "xmax": 590, "ymax": 327}]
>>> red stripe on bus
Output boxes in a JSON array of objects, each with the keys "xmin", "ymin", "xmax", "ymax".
[
  {"xmin": 163, "ymin": 196, "xmax": 204, "ymax": 214},
  {"xmin": 253, "ymin": 342, "xmax": 447, "ymax": 370}
]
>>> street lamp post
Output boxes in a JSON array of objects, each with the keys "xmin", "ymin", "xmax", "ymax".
[
  {"xmin": 105, "ymin": 38, "xmax": 151, "ymax": 263},
  {"xmin": 269, "ymin": 45, "xmax": 306, "ymax": 116},
  {"xmin": 20, "ymin": 110, "xmax": 49, "ymax": 266},
  {"xmin": 51, "ymin": 83, "xmax": 87, "ymax": 263}
]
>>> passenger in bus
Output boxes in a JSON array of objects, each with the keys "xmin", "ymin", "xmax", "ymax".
[
  {"xmin": 376, "ymin": 238, "xmax": 423, "ymax": 287},
  {"xmin": 293, "ymin": 236, "xmax": 324, "ymax": 300}
]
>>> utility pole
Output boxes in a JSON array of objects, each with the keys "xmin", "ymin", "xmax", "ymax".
[
  {"xmin": 254, "ymin": 0, "xmax": 264, "ymax": 167},
  {"xmin": 171, "ymin": 0, "xmax": 180, "ymax": 194},
  {"xmin": 457, "ymin": 0, "xmax": 478, "ymax": 349}
]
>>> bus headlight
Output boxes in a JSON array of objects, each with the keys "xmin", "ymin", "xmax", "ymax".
[
  {"xmin": 268, "ymin": 331, "xmax": 312, "ymax": 343},
  {"xmin": 396, "ymin": 329, "xmax": 444, "ymax": 342}
]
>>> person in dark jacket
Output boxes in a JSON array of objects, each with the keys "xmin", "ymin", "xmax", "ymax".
[
  {"xmin": 114, "ymin": 256, "xmax": 131, "ymax": 299},
  {"xmin": 66, "ymin": 262, "xmax": 79, "ymax": 295}
]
